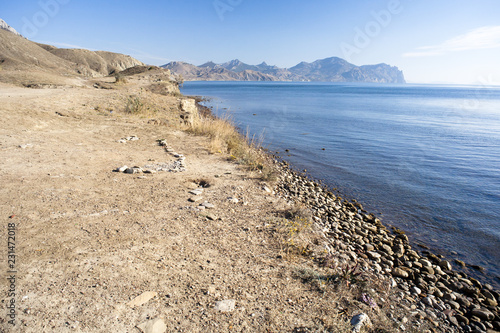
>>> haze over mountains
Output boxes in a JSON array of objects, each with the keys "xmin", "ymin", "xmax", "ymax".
[{"xmin": 163, "ymin": 58, "xmax": 406, "ymax": 83}]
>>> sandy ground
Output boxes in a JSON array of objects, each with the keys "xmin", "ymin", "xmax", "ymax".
[{"xmin": 0, "ymin": 81, "xmax": 356, "ymax": 332}]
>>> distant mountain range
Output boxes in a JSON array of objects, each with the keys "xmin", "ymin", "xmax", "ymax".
[{"xmin": 162, "ymin": 57, "xmax": 405, "ymax": 83}]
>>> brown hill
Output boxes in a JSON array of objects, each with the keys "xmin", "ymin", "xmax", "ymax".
[
  {"xmin": 0, "ymin": 29, "xmax": 75, "ymax": 73},
  {"xmin": 37, "ymin": 44, "xmax": 144, "ymax": 76},
  {"xmin": 0, "ymin": 27, "xmax": 144, "ymax": 86}
]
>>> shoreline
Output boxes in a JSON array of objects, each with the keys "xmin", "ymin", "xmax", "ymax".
[
  {"xmin": 194, "ymin": 96, "xmax": 500, "ymax": 332},
  {"xmin": 271, "ymin": 157, "xmax": 500, "ymax": 331},
  {"xmin": 0, "ymin": 74, "xmax": 497, "ymax": 331}
]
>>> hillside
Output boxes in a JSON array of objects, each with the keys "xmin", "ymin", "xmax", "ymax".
[
  {"xmin": 0, "ymin": 21, "xmax": 144, "ymax": 86},
  {"xmin": 163, "ymin": 57, "xmax": 405, "ymax": 83},
  {"xmin": 37, "ymin": 44, "xmax": 144, "ymax": 76}
]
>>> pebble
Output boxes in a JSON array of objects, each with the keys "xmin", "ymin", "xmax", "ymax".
[
  {"xmin": 392, "ymin": 267, "xmax": 409, "ymax": 279},
  {"xmin": 189, "ymin": 189, "xmax": 204, "ymax": 195},
  {"xmin": 137, "ymin": 318, "xmax": 166, "ymax": 333},
  {"xmin": 127, "ymin": 291, "xmax": 157, "ymax": 307},
  {"xmin": 439, "ymin": 260, "xmax": 452, "ymax": 271},
  {"xmin": 228, "ymin": 197, "xmax": 239, "ymax": 204},
  {"xmin": 188, "ymin": 197, "xmax": 203, "ymax": 202},
  {"xmin": 19, "ymin": 144, "xmax": 33, "ymax": 149},
  {"xmin": 214, "ymin": 300, "xmax": 235, "ymax": 312},
  {"xmin": 351, "ymin": 313, "xmax": 371, "ymax": 333},
  {"xmin": 411, "ymin": 286, "xmax": 422, "ymax": 295},
  {"xmin": 125, "ymin": 167, "xmax": 142, "ymax": 174},
  {"xmin": 471, "ymin": 308, "xmax": 494, "ymax": 321},
  {"xmin": 202, "ymin": 202, "xmax": 215, "ymax": 209},
  {"xmin": 263, "ymin": 186, "xmax": 272, "ymax": 193}
]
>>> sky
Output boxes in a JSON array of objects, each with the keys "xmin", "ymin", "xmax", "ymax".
[{"xmin": 2, "ymin": 0, "xmax": 500, "ymax": 84}]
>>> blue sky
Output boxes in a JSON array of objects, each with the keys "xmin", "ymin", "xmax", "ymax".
[{"xmin": 2, "ymin": 0, "xmax": 500, "ymax": 84}]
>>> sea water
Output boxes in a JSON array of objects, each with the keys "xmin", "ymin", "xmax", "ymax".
[{"xmin": 181, "ymin": 81, "xmax": 500, "ymax": 285}]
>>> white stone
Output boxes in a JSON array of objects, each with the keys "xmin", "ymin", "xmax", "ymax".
[
  {"xmin": 214, "ymin": 299, "xmax": 236, "ymax": 312},
  {"xmin": 137, "ymin": 318, "xmax": 166, "ymax": 333},
  {"xmin": 189, "ymin": 189, "xmax": 203, "ymax": 195},
  {"xmin": 351, "ymin": 313, "xmax": 371, "ymax": 333},
  {"xmin": 202, "ymin": 202, "xmax": 215, "ymax": 209},
  {"xmin": 228, "ymin": 197, "xmax": 239, "ymax": 204},
  {"xmin": 127, "ymin": 291, "xmax": 157, "ymax": 307}
]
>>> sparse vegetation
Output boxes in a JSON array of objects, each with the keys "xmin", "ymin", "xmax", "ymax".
[
  {"xmin": 175, "ymin": 74, "xmax": 184, "ymax": 87},
  {"xmin": 114, "ymin": 73, "xmax": 128, "ymax": 84},
  {"xmin": 186, "ymin": 112, "xmax": 276, "ymax": 179},
  {"xmin": 125, "ymin": 93, "xmax": 145, "ymax": 114}
]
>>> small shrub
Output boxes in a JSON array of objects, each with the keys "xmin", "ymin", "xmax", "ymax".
[
  {"xmin": 114, "ymin": 73, "xmax": 128, "ymax": 84},
  {"xmin": 125, "ymin": 94, "xmax": 144, "ymax": 114}
]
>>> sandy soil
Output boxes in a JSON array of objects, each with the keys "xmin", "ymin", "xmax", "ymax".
[{"xmin": 0, "ymin": 81, "xmax": 357, "ymax": 332}]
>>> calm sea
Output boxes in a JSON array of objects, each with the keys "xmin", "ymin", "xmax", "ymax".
[{"xmin": 181, "ymin": 81, "xmax": 500, "ymax": 285}]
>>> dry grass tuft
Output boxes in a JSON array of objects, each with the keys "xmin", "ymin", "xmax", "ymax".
[{"xmin": 186, "ymin": 112, "xmax": 277, "ymax": 179}]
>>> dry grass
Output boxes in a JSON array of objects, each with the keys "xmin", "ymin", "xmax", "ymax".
[{"xmin": 185, "ymin": 112, "xmax": 278, "ymax": 179}]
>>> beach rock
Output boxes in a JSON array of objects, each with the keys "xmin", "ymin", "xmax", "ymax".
[
  {"xmin": 392, "ymin": 267, "xmax": 409, "ymax": 279},
  {"xmin": 422, "ymin": 297, "xmax": 434, "ymax": 307},
  {"xmin": 351, "ymin": 313, "xmax": 371, "ymax": 333},
  {"xmin": 471, "ymin": 308, "xmax": 494, "ymax": 321},
  {"xmin": 117, "ymin": 165, "xmax": 128, "ymax": 172},
  {"xmin": 188, "ymin": 197, "xmax": 203, "ymax": 203},
  {"xmin": 421, "ymin": 266, "xmax": 435, "ymax": 275},
  {"xmin": 455, "ymin": 295, "xmax": 470, "ymax": 307},
  {"xmin": 367, "ymin": 251, "xmax": 381, "ymax": 260},
  {"xmin": 214, "ymin": 299, "xmax": 235, "ymax": 312},
  {"xmin": 420, "ymin": 259, "xmax": 432, "ymax": 267},
  {"xmin": 137, "ymin": 318, "xmax": 167, "ymax": 333},
  {"xmin": 438, "ymin": 260, "xmax": 452, "ymax": 271},
  {"xmin": 364, "ymin": 244, "xmax": 375, "ymax": 252},
  {"xmin": 127, "ymin": 291, "xmax": 157, "ymax": 307},
  {"xmin": 456, "ymin": 314, "xmax": 469, "ymax": 325},
  {"xmin": 393, "ymin": 244, "xmax": 405, "ymax": 257},
  {"xmin": 411, "ymin": 286, "xmax": 422, "ymax": 295},
  {"xmin": 447, "ymin": 300, "xmax": 460, "ymax": 310}
]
